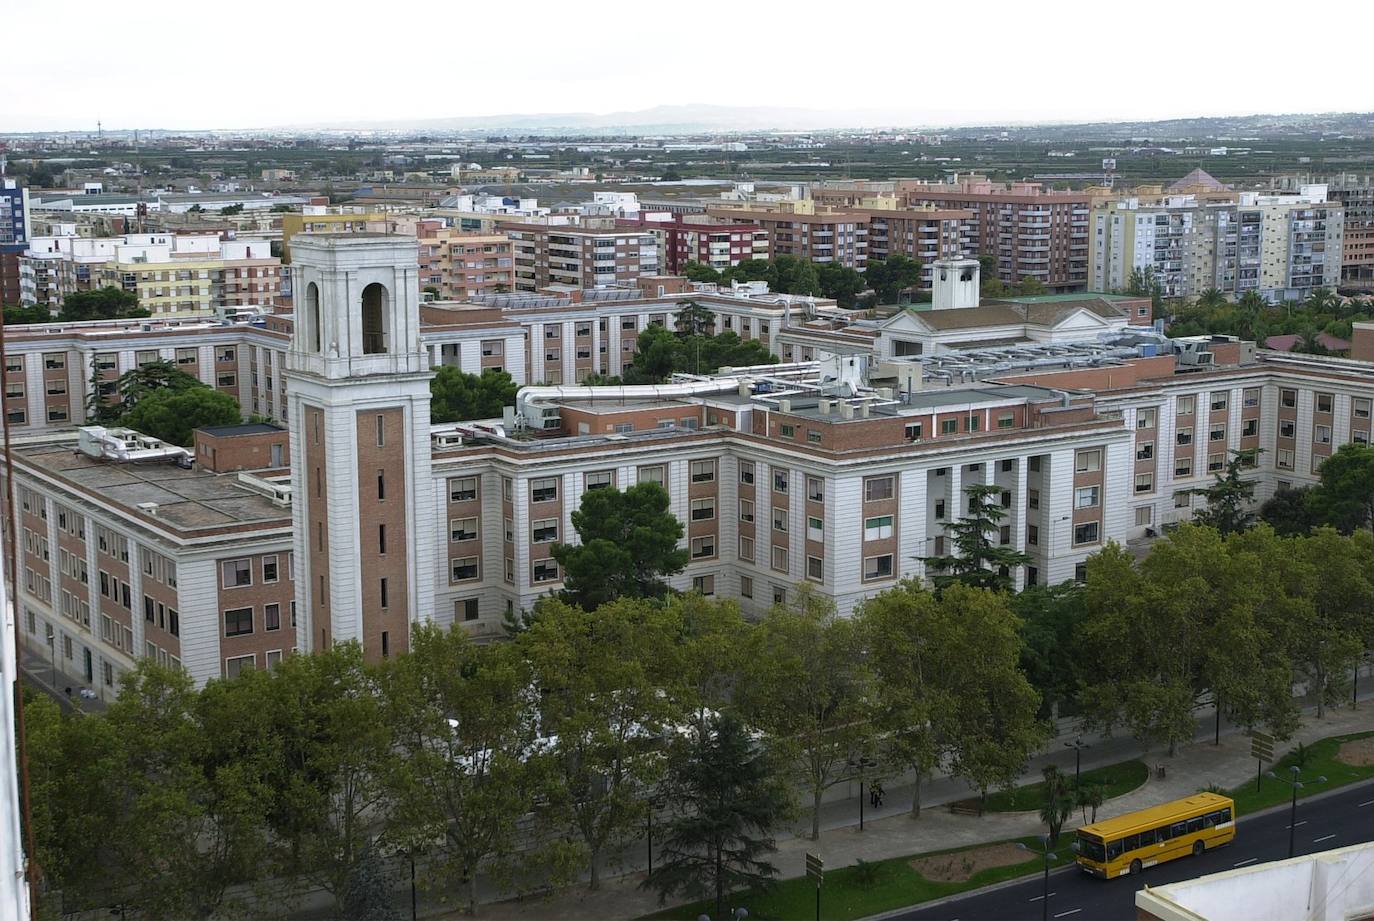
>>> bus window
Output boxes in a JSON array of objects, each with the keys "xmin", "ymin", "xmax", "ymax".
[
  {"xmin": 1078, "ymin": 835, "xmax": 1106, "ymax": 862},
  {"xmin": 1158, "ymin": 823, "xmax": 1172, "ymax": 841},
  {"xmin": 1123, "ymin": 834, "xmax": 1139, "ymax": 851},
  {"xmin": 1171, "ymin": 822, "xmax": 1188, "ymax": 838},
  {"xmin": 1138, "ymin": 827, "xmax": 1156, "ymax": 847},
  {"xmin": 1107, "ymin": 841, "xmax": 1123, "ymax": 860},
  {"xmin": 1187, "ymin": 817, "xmax": 1204, "ymax": 833},
  {"xmin": 1203, "ymin": 811, "xmax": 1219, "ymax": 827},
  {"xmin": 1221, "ymin": 807, "xmax": 1232, "ymax": 823}
]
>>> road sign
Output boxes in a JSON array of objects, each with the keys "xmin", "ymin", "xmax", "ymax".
[
  {"xmin": 805, "ymin": 852, "xmax": 824, "ymax": 884},
  {"xmin": 1251, "ymin": 731, "xmax": 1274, "ymax": 763}
]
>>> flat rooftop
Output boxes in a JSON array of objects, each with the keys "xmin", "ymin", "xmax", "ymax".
[
  {"xmin": 197, "ymin": 422, "xmax": 285, "ymax": 437},
  {"xmin": 15, "ymin": 442, "xmax": 290, "ymax": 534}
]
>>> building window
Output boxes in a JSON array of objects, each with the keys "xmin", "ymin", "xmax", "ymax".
[
  {"xmin": 451, "ymin": 518, "xmax": 479, "ymax": 542},
  {"xmin": 690, "ymin": 536, "xmax": 716, "ymax": 559},
  {"xmin": 585, "ymin": 470, "xmax": 614, "ymax": 490},
  {"xmin": 806, "ymin": 429, "xmax": 822, "ymax": 445},
  {"xmin": 941, "ymin": 418, "xmax": 958, "ymax": 435},
  {"xmin": 1175, "ymin": 456, "xmax": 1193, "ymax": 478},
  {"xmin": 1210, "ymin": 392, "xmax": 1228, "ymax": 412},
  {"xmin": 1355, "ymin": 399, "xmax": 1372, "ymax": 420},
  {"xmin": 224, "ymin": 607, "xmax": 254, "ymax": 637},
  {"xmin": 966, "ymin": 414, "xmax": 981, "ymax": 432},
  {"xmin": 1073, "ymin": 522, "xmax": 1100, "ymax": 546},
  {"xmin": 1243, "ymin": 388, "xmax": 1260, "ymax": 408},
  {"xmin": 772, "ymin": 508, "xmax": 788, "ymax": 532},
  {"xmin": 1208, "ymin": 453, "xmax": 1225, "ymax": 472},
  {"xmin": 690, "ymin": 499, "xmax": 716, "ymax": 521},
  {"xmin": 1241, "ymin": 418, "xmax": 1258, "ymax": 437},
  {"xmin": 638, "ymin": 464, "xmax": 665, "ymax": 486},
  {"xmin": 1136, "ymin": 506, "xmax": 1154, "ymax": 527},
  {"xmin": 265, "ymin": 604, "xmax": 281, "ymax": 631},
  {"xmin": 738, "ymin": 535, "xmax": 755, "ymax": 562},
  {"xmin": 1316, "ymin": 392, "xmax": 1333, "ymax": 414},
  {"xmin": 806, "ymin": 556, "xmax": 823, "ymax": 582},
  {"xmin": 1174, "ymin": 491, "xmax": 1192, "ymax": 509},
  {"xmin": 1315, "ymin": 425, "xmax": 1332, "ymax": 445},
  {"xmin": 531, "ymin": 560, "xmax": 560, "ymax": 584},
  {"xmin": 690, "ymin": 460, "xmax": 716, "ymax": 483},
  {"xmin": 450, "ymin": 557, "xmax": 479, "ymax": 582},
  {"xmin": 771, "ymin": 546, "xmax": 788, "ymax": 573},
  {"xmin": 457, "ymin": 598, "xmax": 479, "ymax": 622},
  {"xmin": 225, "ymin": 655, "xmax": 255, "ymax": 679},
  {"xmin": 1136, "ymin": 408, "xmax": 1156, "ymax": 429},
  {"xmin": 739, "ymin": 462, "xmax": 755, "ymax": 485},
  {"xmin": 1280, "ymin": 389, "xmax": 1297, "ymax": 409},
  {"xmin": 1075, "ymin": 450, "xmax": 1101, "ymax": 473},
  {"xmin": 780, "ymin": 423, "xmax": 795, "ymax": 439},
  {"xmin": 449, "ymin": 477, "xmax": 478, "ymax": 502},
  {"xmin": 738, "ymin": 499, "xmax": 755, "ymax": 522},
  {"xmin": 739, "ymin": 575, "xmax": 753, "ymax": 599},
  {"xmin": 221, "ymin": 559, "xmax": 252, "ymax": 588},
  {"xmin": 772, "ymin": 585, "xmax": 786, "ymax": 605},
  {"xmin": 1074, "ymin": 486, "xmax": 1100, "ymax": 509},
  {"xmin": 530, "ymin": 477, "xmax": 559, "ymax": 502},
  {"xmin": 863, "ymin": 554, "xmax": 894, "ymax": 581},
  {"xmin": 262, "ymin": 555, "xmax": 279, "ymax": 583},
  {"xmin": 864, "ymin": 476, "xmax": 895, "ymax": 502},
  {"xmin": 807, "ymin": 476, "xmax": 824, "ymax": 503},
  {"xmin": 1176, "ymin": 395, "xmax": 1195, "ymax": 415},
  {"xmin": 692, "ymin": 575, "xmax": 716, "ymax": 596},
  {"xmin": 1136, "ymin": 442, "xmax": 1154, "ymax": 461},
  {"xmin": 905, "ymin": 422, "xmax": 923, "ymax": 441},
  {"xmin": 1135, "ymin": 474, "xmax": 1154, "ymax": 494},
  {"xmin": 998, "ymin": 413, "xmax": 1014, "ymax": 429},
  {"xmin": 1027, "ymin": 525, "xmax": 1039, "ymax": 546},
  {"xmin": 772, "ymin": 468, "xmax": 788, "ymax": 493},
  {"xmin": 1279, "ymin": 419, "xmax": 1296, "ymax": 439},
  {"xmin": 864, "ymin": 515, "xmax": 893, "ymax": 541},
  {"xmin": 1210, "ymin": 426, "xmax": 1226, "ymax": 442}
]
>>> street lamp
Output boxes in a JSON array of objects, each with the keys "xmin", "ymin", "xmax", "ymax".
[
  {"xmin": 1016, "ymin": 835, "xmax": 1057, "ymax": 921},
  {"xmin": 1064, "ymin": 738, "xmax": 1088, "ymax": 786},
  {"xmin": 847, "ymin": 755, "xmax": 879, "ymax": 832},
  {"xmin": 646, "ymin": 793, "xmax": 665, "ymax": 880},
  {"xmin": 1265, "ymin": 765, "xmax": 1327, "ymax": 858}
]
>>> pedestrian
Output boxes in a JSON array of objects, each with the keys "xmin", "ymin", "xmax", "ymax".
[
  {"xmin": 874, "ymin": 783, "xmax": 885, "ymax": 808},
  {"xmin": 869, "ymin": 787, "xmax": 877, "ymax": 808}
]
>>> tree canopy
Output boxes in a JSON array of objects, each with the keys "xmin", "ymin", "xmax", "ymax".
[
  {"xmin": 120, "ymin": 386, "xmax": 242, "ymax": 446},
  {"xmin": 920, "ymin": 483, "xmax": 1031, "ymax": 592},
  {"xmin": 550, "ymin": 481, "xmax": 688, "ymax": 609},
  {"xmin": 865, "ymin": 254, "xmax": 923, "ymax": 304},
  {"xmin": 59, "ymin": 286, "xmax": 150, "ymax": 322},
  {"xmin": 430, "ymin": 367, "xmax": 518, "ymax": 423}
]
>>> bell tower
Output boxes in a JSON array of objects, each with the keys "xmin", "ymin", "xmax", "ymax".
[{"xmin": 285, "ymin": 234, "xmax": 436, "ymax": 661}]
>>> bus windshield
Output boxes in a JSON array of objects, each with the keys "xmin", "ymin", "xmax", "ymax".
[{"xmin": 1077, "ymin": 832, "xmax": 1106, "ymax": 862}]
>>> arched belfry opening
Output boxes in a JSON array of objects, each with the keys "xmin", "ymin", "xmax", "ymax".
[
  {"xmin": 306, "ymin": 282, "xmax": 321, "ymax": 352},
  {"xmin": 361, "ymin": 282, "xmax": 389, "ymax": 354}
]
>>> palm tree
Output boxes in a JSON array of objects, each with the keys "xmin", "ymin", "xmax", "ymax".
[
  {"xmin": 1075, "ymin": 781, "xmax": 1106, "ymax": 824},
  {"xmin": 1196, "ymin": 288, "xmax": 1227, "ymax": 310},
  {"xmin": 1039, "ymin": 765, "xmax": 1075, "ymax": 845},
  {"xmin": 1238, "ymin": 290, "xmax": 1268, "ymax": 314}
]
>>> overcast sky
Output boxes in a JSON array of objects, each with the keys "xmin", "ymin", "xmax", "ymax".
[{"xmin": 6, "ymin": 0, "xmax": 1371, "ymax": 132}]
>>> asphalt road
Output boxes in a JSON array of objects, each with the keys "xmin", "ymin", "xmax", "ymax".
[{"xmin": 894, "ymin": 778, "xmax": 1374, "ymax": 921}]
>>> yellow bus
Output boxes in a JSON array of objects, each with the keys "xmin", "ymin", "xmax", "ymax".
[{"xmin": 1074, "ymin": 792, "xmax": 1236, "ymax": 879}]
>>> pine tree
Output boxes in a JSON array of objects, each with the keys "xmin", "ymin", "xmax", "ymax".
[
  {"xmin": 1188, "ymin": 449, "xmax": 1259, "ymax": 535},
  {"xmin": 920, "ymin": 483, "xmax": 1030, "ymax": 592},
  {"xmin": 645, "ymin": 714, "xmax": 789, "ymax": 921}
]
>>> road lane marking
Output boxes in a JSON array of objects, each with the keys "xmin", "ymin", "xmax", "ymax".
[
  {"xmin": 1029, "ymin": 892, "xmax": 1057, "ymax": 901},
  {"xmin": 1054, "ymin": 911, "xmax": 1082, "ymax": 918},
  {"xmin": 1314, "ymin": 834, "xmax": 1336, "ymax": 843},
  {"xmin": 1233, "ymin": 857, "xmax": 1259, "ymax": 867},
  {"xmin": 1359, "ymin": 800, "xmax": 1374, "ymax": 807},
  {"xmin": 1286, "ymin": 820, "xmax": 1308, "ymax": 828}
]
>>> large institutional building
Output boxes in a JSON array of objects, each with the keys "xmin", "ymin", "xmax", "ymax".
[{"xmin": 3, "ymin": 237, "xmax": 1372, "ymax": 693}]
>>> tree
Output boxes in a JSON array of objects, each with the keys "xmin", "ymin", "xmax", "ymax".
[
  {"xmin": 383, "ymin": 625, "xmax": 536, "ymax": 915},
  {"xmin": 719, "ymin": 259, "xmax": 772, "ymax": 287},
  {"xmin": 1013, "ymin": 582, "xmax": 1089, "ymax": 718},
  {"xmin": 1260, "ymin": 486, "xmax": 1319, "ymax": 536},
  {"xmin": 768, "ymin": 255, "xmax": 821, "ymax": 296},
  {"xmin": 1188, "ymin": 449, "xmax": 1259, "ymax": 536},
  {"xmin": 59, "ymin": 286, "xmax": 148, "ymax": 321},
  {"xmin": 1038, "ymin": 765, "xmax": 1074, "ymax": 846},
  {"xmin": 816, "ymin": 261, "xmax": 867, "ymax": 308},
  {"xmin": 262, "ymin": 644, "xmax": 393, "ymax": 909},
  {"xmin": 1289, "ymin": 529, "xmax": 1374, "ymax": 717},
  {"xmin": 220, "ymin": 203, "xmax": 245, "ymax": 216},
  {"xmin": 519, "ymin": 598, "xmax": 682, "ymax": 890},
  {"xmin": 430, "ymin": 367, "xmax": 518, "ymax": 423},
  {"xmin": 865, "ymin": 254, "xmax": 923, "ymax": 304},
  {"xmin": 645, "ymin": 714, "xmax": 789, "ymax": 921},
  {"xmin": 740, "ymin": 589, "xmax": 872, "ymax": 840},
  {"xmin": 338, "ymin": 846, "xmax": 400, "ymax": 921},
  {"xmin": 1196, "ymin": 288, "xmax": 1227, "ymax": 309},
  {"xmin": 920, "ymin": 483, "xmax": 1031, "ymax": 592},
  {"xmin": 1308, "ymin": 443, "xmax": 1374, "ymax": 533},
  {"xmin": 622, "ymin": 324, "xmax": 680, "ymax": 384},
  {"xmin": 673, "ymin": 301, "xmax": 715, "ymax": 337},
  {"xmin": 551, "ymin": 481, "xmax": 687, "ymax": 610},
  {"xmin": 858, "ymin": 580, "xmax": 1043, "ymax": 818},
  {"xmin": 1075, "ymin": 781, "xmax": 1106, "ymax": 824},
  {"xmin": 108, "ymin": 360, "xmax": 204, "ymax": 416},
  {"xmin": 1015, "ymin": 276, "xmax": 1046, "ymax": 296},
  {"xmin": 120, "ymin": 386, "xmax": 242, "ymax": 446},
  {"xmin": 681, "ymin": 261, "xmax": 721, "ymax": 284},
  {"xmin": 4, "ymin": 304, "xmax": 53, "ymax": 324}
]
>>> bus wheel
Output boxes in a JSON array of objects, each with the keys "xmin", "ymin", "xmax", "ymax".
[
  {"xmin": 1193, "ymin": 840, "xmax": 1205, "ymax": 857},
  {"xmin": 1130, "ymin": 859, "xmax": 1143, "ymax": 875}
]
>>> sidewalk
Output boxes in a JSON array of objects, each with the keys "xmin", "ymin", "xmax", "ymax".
[{"xmin": 469, "ymin": 693, "xmax": 1374, "ymax": 921}]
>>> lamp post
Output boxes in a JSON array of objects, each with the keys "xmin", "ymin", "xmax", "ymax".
[
  {"xmin": 1265, "ymin": 765, "xmax": 1327, "ymax": 858},
  {"xmin": 1016, "ymin": 835, "xmax": 1057, "ymax": 921},
  {"xmin": 1064, "ymin": 738, "xmax": 1088, "ymax": 786},
  {"xmin": 847, "ymin": 755, "xmax": 878, "ymax": 831}
]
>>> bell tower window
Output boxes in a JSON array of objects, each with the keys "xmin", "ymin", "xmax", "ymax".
[{"xmin": 361, "ymin": 283, "xmax": 388, "ymax": 354}]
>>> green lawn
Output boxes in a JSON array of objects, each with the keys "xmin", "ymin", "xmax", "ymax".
[
  {"xmin": 1228, "ymin": 729, "xmax": 1374, "ymax": 817},
  {"xmin": 969, "ymin": 759, "xmax": 1150, "ymax": 814},
  {"xmin": 640, "ymin": 835, "xmax": 1075, "ymax": 921}
]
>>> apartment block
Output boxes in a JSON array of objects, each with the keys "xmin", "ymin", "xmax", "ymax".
[
  {"xmin": 616, "ymin": 215, "xmax": 769, "ymax": 274},
  {"xmin": 704, "ymin": 200, "xmax": 869, "ymax": 270},
  {"xmin": 501, "ymin": 223, "xmax": 660, "ymax": 291},
  {"xmin": 19, "ymin": 231, "xmax": 281, "ymax": 315}
]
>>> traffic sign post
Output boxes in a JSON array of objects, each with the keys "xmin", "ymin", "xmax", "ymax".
[
  {"xmin": 1251, "ymin": 731, "xmax": 1274, "ymax": 791},
  {"xmin": 805, "ymin": 853, "xmax": 824, "ymax": 921}
]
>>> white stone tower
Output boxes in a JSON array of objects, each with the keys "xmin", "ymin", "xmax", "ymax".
[
  {"xmin": 284, "ymin": 234, "xmax": 436, "ymax": 661},
  {"xmin": 931, "ymin": 256, "xmax": 981, "ymax": 310}
]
